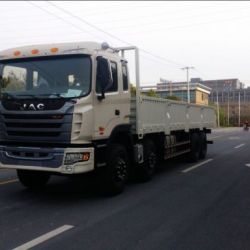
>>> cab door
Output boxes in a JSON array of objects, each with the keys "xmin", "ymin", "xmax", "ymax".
[{"xmin": 93, "ymin": 57, "xmax": 130, "ymax": 140}]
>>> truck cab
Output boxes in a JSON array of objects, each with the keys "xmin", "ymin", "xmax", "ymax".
[{"xmin": 0, "ymin": 42, "xmax": 130, "ymax": 178}]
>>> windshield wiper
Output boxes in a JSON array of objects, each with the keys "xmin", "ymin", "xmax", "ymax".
[
  {"xmin": 5, "ymin": 93, "xmax": 64, "ymax": 99},
  {"xmin": 1, "ymin": 92, "xmax": 19, "ymax": 99},
  {"xmin": 36, "ymin": 93, "xmax": 65, "ymax": 98},
  {"xmin": 35, "ymin": 93, "xmax": 77, "ymax": 103},
  {"xmin": 17, "ymin": 94, "xmax": 39, "ymax": 99},
  {"xmin": 1, "ymin": 93, "xmax": 42, "ymax": 100}
]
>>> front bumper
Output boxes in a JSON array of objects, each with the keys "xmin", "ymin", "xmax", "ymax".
[{"xmin": 0, "ymin": 146, "xmax": 94, "ymax": 174}]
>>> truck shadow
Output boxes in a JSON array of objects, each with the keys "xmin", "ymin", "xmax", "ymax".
[{"xmin": 14, "ymin": 156, "xmax": 190, "ymax": 204}]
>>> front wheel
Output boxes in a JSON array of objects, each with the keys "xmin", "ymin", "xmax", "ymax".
[
  {"xmin": 17, "ymin": 169, "xmax": 50, "ymax": 189},
  {"xmin": 100, "ymin": 144, "xmax": 129, "ymax": 196}
]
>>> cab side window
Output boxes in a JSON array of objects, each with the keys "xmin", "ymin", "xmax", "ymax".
[
  {"xmin": 122, "ymin": 63, "xmax": 128, "ymax": 91},
  {"xmin": 106, "ymin": 61, "xmax": 118, "ymax": 92},
  {"xmin": 96, "ymin": 60, "xmax": 118, "ymax": 93}
]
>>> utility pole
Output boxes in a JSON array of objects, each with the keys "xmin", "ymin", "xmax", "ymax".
[
  {"xmin": 227, "ymin": 90, "xmax": 230, "ymax": 126},
  {"xmin": 216, "ymin": 89, "xmax": 220, "ymax": 127},
  {"xmin": 238, "ymin": 90, "xmax": 241, "ymax": 127},
  {"xmin": 181, "ymin": 66, "xmax": 194, "ymax": 103},
  {"xmin": 216, "ymin": 81, "xmax": 220, "ymax": 127}
]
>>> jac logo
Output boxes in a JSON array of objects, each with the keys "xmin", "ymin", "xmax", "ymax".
[{"xmin": 20, "ymin": 103, "xmax": 45, "ymax": 111}]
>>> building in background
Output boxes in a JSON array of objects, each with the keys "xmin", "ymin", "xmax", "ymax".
[
  {"xmin": 157, "ymin": 83, "xmax": 211, "ymax": 105},
  {"xmin": 142, "ymin": 82, "xmax": 211, "ymax": 105},
  {"xmin": 158, "ymin": 77, "xmax": 249, "ymax": 126},
  {"xmin": 191, "ymin": 78, "xmax": 243, "ymax": 91},
  {"xmin": 210, "ymin": 88, "xmax": 250, "ymax": 126},
  {"xmin": 142, "ymin": 77, "xmax": 250, "ymax": 126},
  {"xmin": 168, "ymin": 78, "xmax": 243, "ymax": 91}
]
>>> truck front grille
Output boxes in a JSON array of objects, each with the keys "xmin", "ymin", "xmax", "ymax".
[
  {"xmin": 5, "ymin": 122, "xmax": 61, "ymax": 129},
  {"xmin": 7, "ymin": 131, "xmax": 61, "ymax": 137},
  {"xmin": 0, "ymin": 112, "xmax": 73, "ymax": 143},
  {"xmin": 9, "ymin": 151, "xmax": 49, "ymax": 158}
]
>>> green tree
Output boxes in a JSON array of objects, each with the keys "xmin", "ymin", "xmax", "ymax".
[
  {"xmin": 209, "ymin": 102, "xmax": 227, "ymax": 127},
  {"xmin": 165, "ymin": 95, "xmax": 181, "ymax": 101},
  {"xmin": 219, "ymin": 107, "xmax": 227, "ymax": 127},
  {"xmin": 146, "ymin": 89, "xmax": 158, "ymax": 97},
  {"xmin": 130, "ymin": 84, "xmax": 136, "ymax": 96}
]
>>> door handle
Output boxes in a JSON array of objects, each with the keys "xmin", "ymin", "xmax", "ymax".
[{"xmin": 115, "ymin": 109, "xmax": 120, "ymax": 116}]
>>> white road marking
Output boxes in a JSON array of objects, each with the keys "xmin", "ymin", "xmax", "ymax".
[
  {"xmin": 13, "ymin": 225, "xmax": 74, "ymax": 250},
  {"xmin": 182, "ymin": 159, "xmax": 213, "ymax": 173},
  {"xmin": 228, "ymin": 136, "xmax": 240, "ymax": 140},
  {"xmin": 234, "ymin": 143, "xmax": 245, "ymax": 149},
  {"xmin": 246, "ymin": 163, "xmax": 250, "ymax": 168},
  {"xmin": 209, "ymin": 135, "xmax": 222, "ymax": 139},
  {"xmin": 0, "ymin": 178, "xmax": 18, "ymax": 185}
]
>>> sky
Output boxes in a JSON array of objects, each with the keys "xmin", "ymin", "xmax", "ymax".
[{"xmin": 1, "ymin": 1, "xmax": 250, "ymax": 86}]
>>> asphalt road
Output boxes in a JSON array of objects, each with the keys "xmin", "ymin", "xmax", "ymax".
[{"xmin": 1, "ymin": 127, "xmax": 250, "ymax": 250}]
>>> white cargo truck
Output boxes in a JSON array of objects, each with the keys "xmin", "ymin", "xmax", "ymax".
[{"xmin": 0, "ymin": 42, "xmax": 216, "ymax": 194}]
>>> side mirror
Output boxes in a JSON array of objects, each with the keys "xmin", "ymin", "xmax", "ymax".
[{"xmin": 96, "ymin": 57, "xmax": 113, "ymax": 101}]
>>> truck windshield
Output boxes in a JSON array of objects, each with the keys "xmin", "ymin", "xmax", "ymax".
[{"xmin": 0, "ymin": 55, "xmax": 91, "ymax": 99}]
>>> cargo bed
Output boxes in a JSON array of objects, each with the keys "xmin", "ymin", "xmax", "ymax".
[{"xmin": 130, "ymin": 96, "xmax": 216, "ymax": 137}]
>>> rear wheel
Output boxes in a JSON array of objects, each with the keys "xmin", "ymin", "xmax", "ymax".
[
  {"xmin": 188, "ymin": 133, "xmax": 200, "ymax": 162},
  {"xmin": 100, "ymin": 144, "xmax": 129, "ymax": 196},
  {"xmin": 17, "ymin": 169, "xmax": 50, "ymax": 189},
  {"xmin": 199, "ymin": 132, "xmax": 207, "ymax": 159},
  {"xmin": 135, "ymin": 139, "xmax": 157, "ymax": 182}
]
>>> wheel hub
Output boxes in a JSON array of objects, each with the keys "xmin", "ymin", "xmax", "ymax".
[
  {"xmin": 115, "ymin": 158, "xmax": 127, "ymax": 182},
  {"xmin": 148, "ymin": 152, "xmax": 156, "ymax": 169}
]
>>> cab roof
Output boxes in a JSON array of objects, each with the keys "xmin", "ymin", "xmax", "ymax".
[{"xmin": 0, "ymin": 41, "xmax": 122, "ymax": 60}]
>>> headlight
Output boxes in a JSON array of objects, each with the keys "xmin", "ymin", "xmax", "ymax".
[{"xmin": 64, "ymin": 152, "xmax": 90, "ymax": 165}]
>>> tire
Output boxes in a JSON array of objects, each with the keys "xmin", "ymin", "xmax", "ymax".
[
  {"xmin": 100, "ymin": 144, "xmax": 129, "ymax": 196},
  {"xmin": 199, "ymin": 132, "xmax": 207, "ymax": 159},
  {"xmin": 135, "ymin": 139, "xmax": 157, "ymax": 182},
  {"xmin": 17, "ymin": 169, "xmax": 50, "ymax": 189},
  {"xmin": 188, "ymin": 133, "xmax": 200, "ymax": 162}
]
